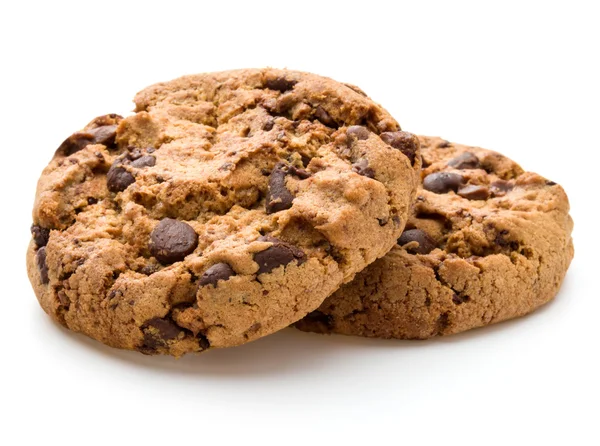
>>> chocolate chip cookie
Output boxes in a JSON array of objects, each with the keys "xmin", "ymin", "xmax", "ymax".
[
  {"xmin": 27, "ymin": 69, "xmax": 420, "ymax": 356},
  {"xmin": 296, "ymin": 136, "xmax": 574, "ymax": 339}
]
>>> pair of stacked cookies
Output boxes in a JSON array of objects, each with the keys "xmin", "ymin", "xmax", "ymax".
[{"xmin": 27, "ymin": 69, "xmax": 573, "ymax": 356}]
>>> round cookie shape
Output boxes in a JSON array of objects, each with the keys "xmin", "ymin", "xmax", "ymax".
[
  {"xmin": 296, "ymin": 136, "xmax": 574, "ymax": 339},
  {"xmin": 27, "ymin": 69, "xmax": 420, "ymax": 356}
]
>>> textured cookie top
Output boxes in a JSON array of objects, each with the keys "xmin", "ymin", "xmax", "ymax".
[
  {"xmin": 410, "ymin": 136, "xmax": 571, "ymax": 259},
  {"xmin": 297, "ymin": 136, "xmax": 573, "ymax": 338},
  {"xmin": 29, "ymin": 69, "xmax": 420, "ymax": 355}
]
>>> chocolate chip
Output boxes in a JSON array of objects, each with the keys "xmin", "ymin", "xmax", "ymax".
[
  {"xmin": 127, "ymin": 148, "xmax": 143, "ymax": 160},
  {"xmin": 57, "ymin": 290, "xmax": 70, "ymax": 307},
  {"xmin": 140, "ymin": 263, "xmax": 160, "ymax": 275},
  {"xmin": 141, "ymin": 317, "xmax": 183, "ymax": 351},
  {"xmin": 149, "ymin": 218, "xmax": 198, "ymax": 264},
  {"xmin": 55, "ymin": 132, "xmax": 95, "ymax": 156},
  {"xmin": 495, "ymin": 229, "xmax": 518, "ymax": 250},
  {"xmin": 254, "ymin": 236, "xmax": 306, "ymax": 274},
  {"xmin": 146, "ymin": 317, "xmax": 182, "ymax": 340},
  {"xmin": 398, "ymin": 229, "xmax": 436, "ymax": 254},
  {"xmin": 423, "ymin": 172, "xmax": 464, "ymax": 193},
  {"xmin": 352, "ymin": 159, "xmax": 376, "ymax": 178},
  {"xmin": 458, "ymin": 184, "xmax": 490, "ymax": 200},
  {"xmin": 288, "ymin": 165, "xmax": 311, "ymax": 179},
  {"xmin": 264, "ymin": 77, "xmax": 297, "ymax": 92},
  {"xmin": 545, "ymin": 180, "xmax": 557, "ymax": 186},
  {"xmin": 266, "ymin": 163, "xmax": 295, "ymax": 214},
  {"xmin": 107, "ymin": 289, "xmax": 123, "ymax": 301},
  {"xmin": 447, "ymin": 152, "xmax": 480, "ymax": 169},
  {"xmin": 438, "ymin": 140, "xmax": 452, "ymax": 148},
  {"xmin": 130, "ymin": 155, "xmax": 156, "ymax": 168},
  {"xmin": 31, "ymin": 224, "xmax": 50, "ymax": 247},
  {"xmin": 199, "ymin": 263, "xmax": 236, "ymax": 287},
  {"xmin": 88, "ymin": 114, "xmax": 123, "ymax": 128},
  {"xmin": 263, "ymin": 116, "xmax": 275, "ymax": 131},
  {"xmin": 36, "ymin": 246, "xmax": 49, "ymax": 284},
  {"xmin": 88, "ymin": 125, "xmax": 118, "ymax": 148},
  {"xmin": 346, "ymin": 125, "xmax": 370, "ymax": 141},
  {"xmin": 87, "ymin": 197, "xmax": 98, "ymax": 205},
  {"xmin": 314, "ymin": 106, "xmax": 337, "ymax": 128},
  {"xmin": 106, "ymin": 165, "xmax": 135, "ymax": 192},
  {"xmin": 380, "ymin": 131, "xmax": 419, "ymax": 164},
  {"xmin": 490, "ymin": 180, "xmax": 513, "ymax": 197},
  {"xmin": 55, "ymin": 122, "xmax": 120, "ymax": 156}
]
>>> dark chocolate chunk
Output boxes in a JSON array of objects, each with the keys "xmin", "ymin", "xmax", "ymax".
[
  {"xmin": 88, "ymin": 125, "xmax": 118, "ymax": 148},
  {"xmin": 423, "ymin": 172, "xmax": 464, "ymax": 193},
  {"xmin": 447, "ymin": 152, "xmax": 480, "ymax": 169},
  {"xmin": 146, "ymin": 317, "xmax": 182, "ymax": 340},
  {"xmin": 545, "ymin": 180, "xmax": 557, "ymax": 186},
  {"xmin": 438, "ymin": 140, "xmax": 452, "ymax": 148},
  {"xmin": 140, "ymin": 264, "xmax": 160, "ymax": 276},
  {"xmin": 55, "ymin": 119, "xmax": 120, "ymax": 156},
  {"xmin": 57, "ymin": 290, "xmax": 70, "ymax": 307},
  {"xmin": 287, "ymin": 165, "xmax": 311, "ymax": 179},
  {"xmin": 490, "ymin": 180, "xmax": 514, "ymax": 197},
  {"xmin": 314, "ymin": 106, "xmax": 337, "ymax": 127},
  {"xmin": 55, "ymin": 132, "xmax": 95, "ymax": 156},
  {"xmin": 254, "ymin": 236, "xmax": 306, "ymax": 274},
  {"xmin": 398, "ymin": 229, "xmax": 437, "ymax": 254},
  {"xmin": 458, "ymin": 184, "xmax": 490, "ymax": 200},
  {"xmin": 126, "ymin": 148, "xmax": 143, "ymax": 160},
  {"xmin": 31, "ymin": 224, "xmax": 50, "ymax": 247},
  {"xmin": 88, "ymin": 114, "xmax": 123, "ymax": 128},
  {"xmin": 380, "ymin": 131, "xmax": 419, "ymax": 164},
  {"xmin": 36, "ymin": 246, "xmax": 49, "ymax": 284},
  {"xmin": 87, "ymin": 197, "xmax": 98, "ymax": 205},
  {"xmin": 352, "ymin": 159, "xmax": 376, "ymax": 178},
  {"xmin": 266, "ymin": 163, "xmax": 295, "ymax": 214},
  {"xmin": 264, "ymin": 77, "xmax": 297, "ymax": 92},
  {"xmin": 141, "ymin": 317, "xmax": 183, "ymax": 351},
  {"xmin": 346, "ymin": 125, "xmax": 370, "ymax": 141},
  {"xmin": 263, "ymin": 116, "xmax": 275, "ymax": 131},
  {"xmin": 494, "ymin": 229, "xmax": 518, "ymax": 250},
  {"xmin": 149, "ymin": 218, "xmax": 198, "ymax": 264},
  {"xmin": 199, "ymin": 263, "xmax": 236, "ymax": 287},
  {"xmin": 106, "ymin": 165, "xmax": 135, "ymax": 192},
  {"xmin": 130, "ymin": 155, "xmax": 156, "ymax": 168}
]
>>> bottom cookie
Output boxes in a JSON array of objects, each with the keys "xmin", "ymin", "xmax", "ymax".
[{"xmin": 295, "ymin": 136, "xmax": 574, "ymax": 339}]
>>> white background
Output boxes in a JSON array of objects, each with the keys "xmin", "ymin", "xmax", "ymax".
[{"xmin": 1, "ymin": 1, "xmax": 598, "ymax": 444}]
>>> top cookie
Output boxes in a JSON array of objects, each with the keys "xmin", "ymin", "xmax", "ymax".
[
  {"xmin": 27, "ymin": 68, "xmax": 420, "ymax": 356},
  {"xmin": 296, "ymin": 136, "xmax": 574, "ymax": 339}
]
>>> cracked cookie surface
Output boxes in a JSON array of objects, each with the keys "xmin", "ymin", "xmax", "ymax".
[
  {"xmin": 27, "ymin": 68, "xmax": 420, "ymax": 356},
  {"xmin": 296, "ymin": 136, "xmax": 574, "ymax": 339}
]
